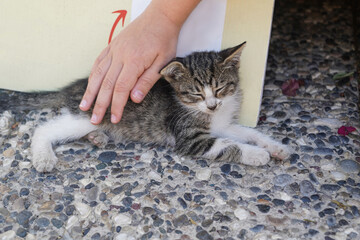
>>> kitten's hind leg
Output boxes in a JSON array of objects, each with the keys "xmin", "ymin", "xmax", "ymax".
[
  {"xmin": 86, "ymin": 130, "xmax": 109, "ymax": 148},
  {"xmin": 31, "ymin": 113, "xmax": 97, "ymax": 172},
  {"xmin": 220, "ymin": 125, "xmax": 292, "ymax": 160}
]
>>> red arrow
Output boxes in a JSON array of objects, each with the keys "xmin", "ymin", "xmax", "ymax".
[{"xmin": 108, "ymin": 10, "xmax": 127, "ymax": 44}]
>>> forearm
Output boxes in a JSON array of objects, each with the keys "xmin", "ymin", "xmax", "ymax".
[{"xmin": 146, "ymin": 0, "xmax": 201, "ymax": 29}]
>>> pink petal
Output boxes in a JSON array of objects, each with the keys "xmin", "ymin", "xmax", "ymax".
[
  {"xmin": 346, "ymin": 126, "xmax": 356, "ymax": 133},
  {"xmin": 338, "ymin": 126, "xmax": 357, "ymax": 136},
  {"xmin": 281, "ymin": 79, "xmax": 300, "ymax": 96}
]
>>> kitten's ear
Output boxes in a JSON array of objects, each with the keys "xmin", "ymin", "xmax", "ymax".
[
  {"xmin": 219, "ymin": 41, "xmax": 246, "ymax": 69},
  {"xmin": 160, "ymin": 58, "xmax": 186, "ymax": 83}
]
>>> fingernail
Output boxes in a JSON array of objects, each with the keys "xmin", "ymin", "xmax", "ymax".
[
  {"xmin": 133, "ymin": 90, "xmax": 144, "ymax": 101},
  {"xmin": 111, "ymin": 114, "xmax": 118, "ymax": 123},
  {"xmin": 79, "ymin": 100, "xmax": 87, "ymax": 108},
  {"xmin": 90, "ymin": 114, "xmax": 98, "ymax": 123}
]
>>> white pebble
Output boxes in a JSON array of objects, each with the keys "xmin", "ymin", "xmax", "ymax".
[
  {"xmin": 331, "ymin": 171, "xmax": 347, "ymax": 181},
  {"xmin": 74, "ymin": 202, "xmax": 91, "ymax": 219},
  {"xmin": 113, "ymin": 214, "xmax": 132, "ymax": 226},
  {"xmin": 279, "ymin": 192, "xmax": 292, "ymax": 201},
  {"xmin": 148, "ymin": 171, "xmax": 162, "ymax": 180},
  {"xmin": 234, "ymin": 208, "xmax": 249, "ymax": 220},
  {"xmin": 66, "ymin": 215, "xmax": 79, "ymax": 230},
  {"xmin": 140, "ymin": 151, "xmax": 154, "ymax": 163},
  {"xmin": 321, "ymin": 162, "xmax": 336, "ymax": 171},
  {"xmin": 0, "ymin": 230, "xmax": 16, "ymax": 240},
  {"xmin": 195, "ymin": 168, "xmax": 212, "ymax": 181}
]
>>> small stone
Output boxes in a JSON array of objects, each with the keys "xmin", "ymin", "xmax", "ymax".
[
  {"xmin": 321, "ymin": 184, "xmax": 341, "ymax": 192},
  {"xmin": 51, "ymin": 218, "xmax": 63, "ymax": 228},
  {"xmin": 331, "ymin": 171, "xmax": 346, "ymax": 181},
  {"xmin": 250, "ymin": 225, "xmax": 264, "ymax": 233},
  {"xmin": 273, "ymin": 174, "xmax": 293, "ymax": 187},
  {"xmin": 19, "ymin": 188, "xmax": 29, "ymax": 196},
  {"xmin": 74, "ymin": 202, "xmax": 91, "ymax": 219},
  {"xmin": 122, "ymin": 197, "xmax": 133, "ymax": 207},
  {"xmin": 96, "ymin": 163, "xmax": 107, "ymax": 170},
  {"xmin": 220, "ymin": 164, "xmax": 231, "ymax": 174},
  {"xmin": 196, "ymin": 230, "xmax": 213, "ymax": 240},
  {"xmin": 16, "ymin": 228, "xmax": 27, "ymax": 238},
  {"xmin": 201, "ymin": 219, "xmax": 213, "ymax": 228},
  {"xmin": 196, "ymin": 168, "xmax": 212, "ymax": 181},
  {"xmin": 339, "ymin": 160, "xmax": 360, "ymax": 173},
  {"xmin": 326, "ymin": 216, "xmax": 336, "ymax": 227},
  {"xmin": 234, "ymin": 208, "xmax": 249, "ymax": 220},
  {"xmin": 272, "ymin": 199, "xmax": 285, "ymax": 206},
  {"xmin": 256, "ymin": 205, "xmax": 270, "ymax": 213},
  {"xmin": 142, "ymin": 207, "xmax": 155, "ymax": 215},
  {"xmin": 329, "ymin": 135, "xmax": 341, "ymax": 146},
  {"xmin": 36, "ymin": 217, "xmax": 50, "ymax": 227},
  {"xmin": 272, "ymin": 111, "xmax": 286, "ymax": 119},
  {"xmin": 99, "ymin": 193, "xmax": 106, "ymax": 201},
  {"xmin": 16, "ymin": 210, "xmax": 32, "ymax": 227},
  {"xmin": 183, "ymin": 193, "xmax": 192, "ymax": 201},
  {"xmin": 0, "ymin": 230, "xmax": 16, "ymax": 240},
  {"xmin": 65, "ymin": 205, "xmax": 76, "ymax": 216},
  {"xmin": 299, "ymin": 180, "xmax": 315, "ymax": 196},
  {"xmin": 98, "ymin": 151, "xmax": 117, "ymax": 163},
  {"xmin": 113, "ymin": 214, "xmax": 131, "ymax": 226},
  {"xmin": 314, "ymin": 148, "xmax": 333, "ymax": 155},
  {"xmin": 249, "ymin": 187, "xmax": 261, "ymax": 193},
  {"xmin": 3, "ymin": 148, "xmax": 15, "ymax": 157},
  {"xmin": 173, "ymin": 214, "xmax": 189, "ymax": 228}
]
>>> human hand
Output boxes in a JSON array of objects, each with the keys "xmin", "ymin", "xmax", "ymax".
[{"xmin": 79, "ymin": 4, "xmax": 180, "ymax": 124}]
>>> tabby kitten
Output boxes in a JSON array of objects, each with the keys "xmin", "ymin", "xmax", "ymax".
[{"xmin": 30, "ymin": 42, "xmax": 291, "ymax": 172}]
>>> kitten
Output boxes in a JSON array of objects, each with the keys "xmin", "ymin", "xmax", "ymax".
[{"xmin": 19, "ymin": 42, "xmax": 292, "ymax": 172}]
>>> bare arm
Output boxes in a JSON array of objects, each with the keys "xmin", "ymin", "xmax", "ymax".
[{"xmin": 80, "ymin": 0, "xmax": 201, "ymax": 124}]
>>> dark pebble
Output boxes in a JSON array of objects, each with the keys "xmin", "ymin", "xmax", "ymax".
[
  {"xmin": 122, "ymin": 197, "xmax": 133, "ymax": 207},
  {"xmin": 308, "ymin": 229, "xmax": 319, "ymax": 236},
  {"xmin": 308, "ymin": 173, "xmax": 319, "ymax": 185},
  {"xmin": 299, "ymin": 180, "xmax": 315, "ymax": 196},
  {"xmin": 272, "ymin": 199, "xmax": 285, "ymax": 206},
  {"xmin": 250, "ymin": 224, "xmax": 264, "ymax": 233},
  {"xmin": 329, "ymin": 135, "xmax": 340, "ymax": 146},
  {"xmin": 116, "ymin": 226, "xmax": 122, "ymax": 233},
  {"xmin": 350, "ymin": 206, "xmax": 359, "ymax": 217},
  {"xmin": 196, "ymin": 230, "xmax": 214, "ymax": 240},
  {"xmin": 326, "ymin": 216, "xmax": 336, "ymax": 227},
  {"xmin": 16, "ymin": 228, "xmax": 27, "ymax": 238},
  {"xmin": 282, "ymin": 137, "xmax": 290, "ymax": 145},
  {"xmin": 314, "ymin": 148, "xmax": 333, "ymax": 155},
  {"xmin": 310, "ymin": 194, "xmax": 320, "ymax": 201},
  {"xmin": 194, "ymin": 195, "xmax": 205, "ymax": 203},
  {"xmin": 300, "ymin": 146, "xmax": 313, "ymax": 152},
  {"xmin": 323, "ymin": 208, "xmax": 335, "ymax": 215},
  {"xmin": 321, "ymin": 184, "xmax": 341, "ymax": 192},
  {"xmin": 16, "ymin": 210, "xmax": 32, "ymax": 227},
  {"xmin": 316, "ymin": 132, "xmax": 326, "ymax": 139},
  {"xmin": 99, "ymin": 193, "xmax": 106, "ymax": 201},
  {"xmin": 11, "ymin": 160, "xmax": 19, "ymax": 167},
  {"xmin": 229, "ymin": 171, "xmax": 242, "ymax": 178},
  {"xmin": 91, "ymin": 233, "xmax": 101, "ymax": 240},
  {"xmin": 98, "ymin": 151, "xmax": 117, "ymax": 163},
  {"xmin": 196, "ymin": 160, "xmax": 209, "ymax": 168},
  {"xmin": 339, "ymin": 219, "xmax": 348, "ymax": 226},
  {"xmin": 65, "ymin": 205, "xmax": 76, "ymax": 216},
  {"xmin": 96, "ymin": 163, "xmax": 107, "ymax": 170},
  {"xmin": 201, "ymin": 219, "xmax": 213, "ymax": 228},
  {"xmin": 51, "ymin": 218, "xmax": 63, "ymax": 228},
  {"xmin": 256, "ymin": 205, "xmax": 270, "ymax": 213},
  {"xmin": 20, "ymin": 188, "xmax": 30, "ymax": 196},
  {"xmin": 85, "ymin": 183, "xmax": 95, "ymax": 189},
  {"xmin": 54, "ymin": 204, "xmax": 64, "ymax": 212},
  {"xmin": 220, "ymin": 164, "xmax": 231, "ymax": 174},
  {"xmin": 36, "ymin": 217, "xmax": 50, "ymax": 227},
  {"xmin": 184, "ymin": 193, "xmax": 192, "ymax": 201},
  {"xmin": 177, "ymin": 197, "xmax": 187, "ymax": 209},
  {"xmin": 152, "ymin": 215, "xmax": 164, "ymax": 227},
  {"xmin": 257, "ymin": 194, "xmax": 271, "ymax": 201},
  {"xmin": 249, "ymin": 187, "xmax": 261, "ymax": 193},
  {"xmin": 301, "ymin": 196, "xmax": 311, "ymax": 203},
  {"xmin": 173, "ymin": 163, "xmax": 182, "ymax": 171},
  {"xmin": 307, "ymin": 134, "xmax": 316, "ymax": 140},
  {"xmin": 173, "ymin": 214, "xmax": 189, "ymax": 228},
  {"xmin": 337, "ymin": 180, "xmax": 346, "ymax": 186},
  {"xmin": 314, "ymin": 139, "xmax": 325, "ymax": 148}
]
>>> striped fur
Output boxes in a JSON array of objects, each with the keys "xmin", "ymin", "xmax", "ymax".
[{"xmin": 23, "ymin": 42, "xmax": 292, "ymax": 172}]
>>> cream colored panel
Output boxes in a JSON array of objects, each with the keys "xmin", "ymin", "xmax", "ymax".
[
  {"xmin": 222, "ymin": 0, "xmax": 275, "ymax": 127},
  {"xmin": 0, "ymin": 0, "xmax": 131, "ymax": 91}
]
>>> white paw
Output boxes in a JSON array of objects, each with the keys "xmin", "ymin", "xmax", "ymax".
[
  {"xmin": 31, "ymin": 142, "xmax": 58, "ymax": 172},
  {"xmin": 240, "ymin": 145, "xmax": 270, "ymax": 166},
  {"xmin": 87, "ymin": 130, "xmax": 109, "ymax": 147},
  {"xmin": 32, "ymin": 152, "xmax": 58, "ymax": 172},
  {"xmin": 264, "ymin": 141, "xmax": 293, "ymax": 160}
]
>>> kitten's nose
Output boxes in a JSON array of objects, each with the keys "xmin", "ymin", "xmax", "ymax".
[{"xmin": 207, "ymin": 105, "xmax": 217, "ymax": 111}]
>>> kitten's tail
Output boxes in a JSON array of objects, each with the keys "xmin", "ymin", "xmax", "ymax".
[{"xmin": 0, "ymin": 90, "xmax": 62, "ymax": 112}]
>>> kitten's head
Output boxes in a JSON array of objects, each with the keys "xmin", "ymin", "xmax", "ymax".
[{"xmin": 160, "ymin": 42, "xmax": 245, "ymax": 114}]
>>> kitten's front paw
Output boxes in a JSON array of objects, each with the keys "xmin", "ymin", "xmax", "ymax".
[
  {"xmin": 32, "ymin": 152, "xmax": 58, "ymax": 172},
  {"xmin": 87, "ymin": 130, "xmax": 109, "ymax": 148},
  {"xmin": 240, "ymin": 145, "xmax": 270, "ymax": 166},
  {"xmin": 264, "ymin": 142, "xmax": 293, "ymax": 160}
]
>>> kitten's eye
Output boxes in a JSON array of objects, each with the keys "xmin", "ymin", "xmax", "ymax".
[
  {"xmin": 190, "ymin": 93, "xmax": 205, "ymax": 100},
  {"xmin": 215, "ymin": 86, "xmax": 226, "ymax": 96}
]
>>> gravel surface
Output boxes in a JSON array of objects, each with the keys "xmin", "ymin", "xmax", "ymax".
[{"xmin": 1, "ymin": 0, "xmax": 360, "ymax": 239}]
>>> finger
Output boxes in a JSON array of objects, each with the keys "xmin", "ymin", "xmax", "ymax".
[
  {"xmin": 130, "ymin": 56, "xmax": 164, "ymax": 103},
  {"xmin": 91, "ymin": 62, "xmax": 122, "ymax": 124},
  {"xmin": 80, "ymin": 49, "xmax": 111, "ymax": 111},
  {"xmin": 111, "ymin": 64, "xmax": 141, "ymax": 123}
]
